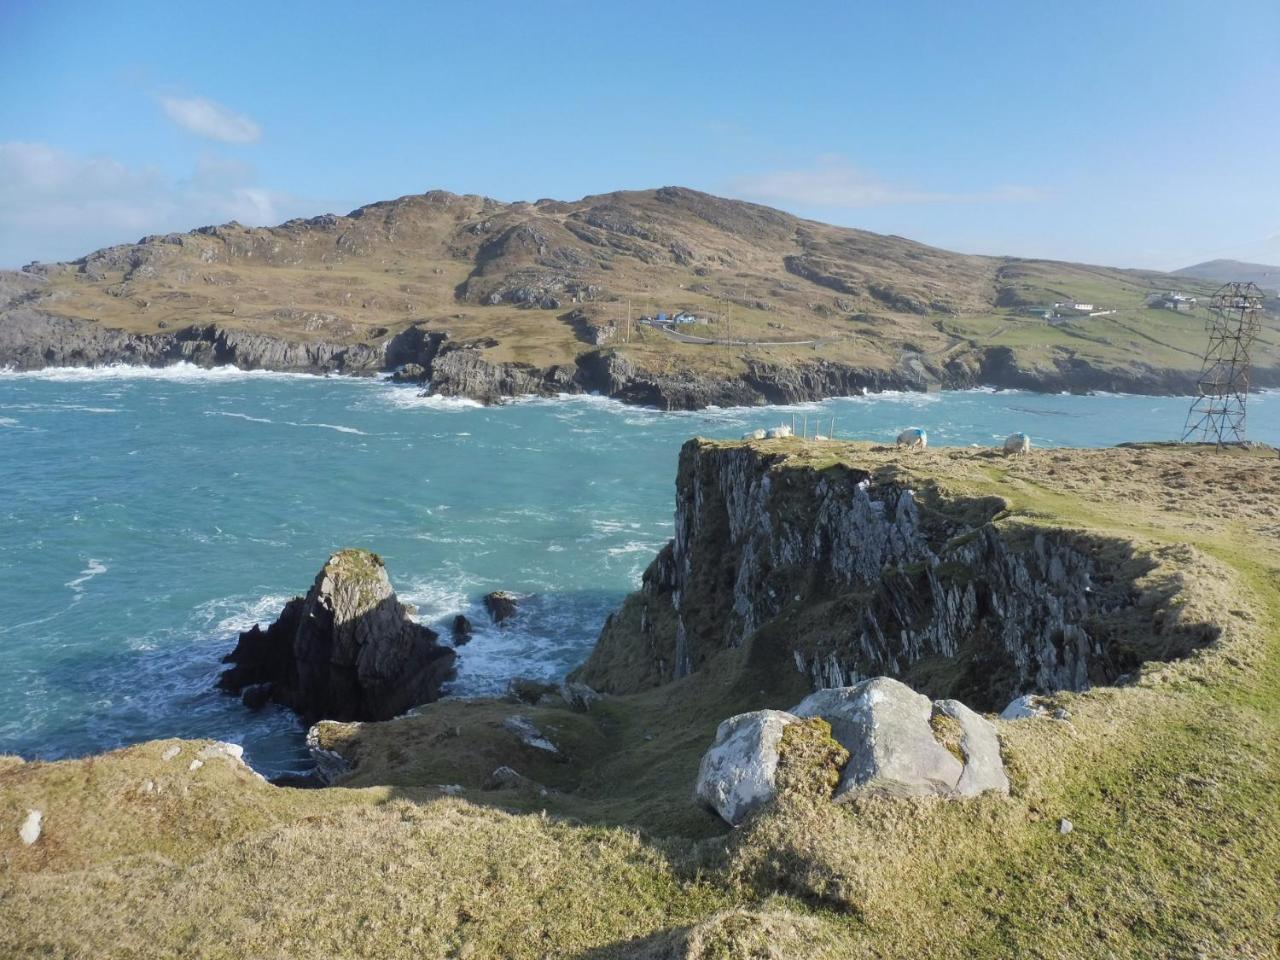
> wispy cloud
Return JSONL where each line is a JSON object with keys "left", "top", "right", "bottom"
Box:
{"left": 0, "top": 142, "right": 309, "bottom": 266}
{"left": 731, "top": 156, "right": 1042, "bottom": 209}
{"left": 160, "top": 96, "right": 262, "bottom": 143}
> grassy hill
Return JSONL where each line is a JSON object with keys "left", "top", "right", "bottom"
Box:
{"left": 5, "top": 188, "right": 1279, "bottom": 398}
{"left": 2, "top": 441, "right": 1278, "bottom": 958}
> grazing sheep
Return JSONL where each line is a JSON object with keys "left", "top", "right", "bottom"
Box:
{"left": 742, "top": 428, "right": 767, "bottom": 440}
{"left": 765, "top": 424, "right": 793, "bottom": 439}
{"left": 1003, "top": 432, "right": 1031, "bottom": 456}
{"left": 896, "top": 427, "right": 927, "bottom": 451}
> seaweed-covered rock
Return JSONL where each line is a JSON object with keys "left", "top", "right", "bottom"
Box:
{"left": 218, "top": 549, "right": 456, "bottom": 722}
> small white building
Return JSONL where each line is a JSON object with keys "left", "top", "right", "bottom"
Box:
{"left": 671, "top": 311, "right": 708, "bottom": 325}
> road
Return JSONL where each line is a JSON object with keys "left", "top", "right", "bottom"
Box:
{"left": 651, "top": 323, "right": 819, "bottom": 347}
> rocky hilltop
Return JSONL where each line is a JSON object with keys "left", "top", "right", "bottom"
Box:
{"left": 5, "top": 187, "right": 1277, "bottom": 406}
{"left": 2, "top": 442, "right": 1279, "bottom": 958}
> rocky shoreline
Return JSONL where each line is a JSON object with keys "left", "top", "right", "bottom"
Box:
{"left": 4, "top": 308, "right": 1275, "bottom": 410}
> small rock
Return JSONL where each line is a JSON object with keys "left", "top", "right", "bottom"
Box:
{"left": 502, "top": 715, "right": 559, "bottom": 754}
{"left": 438, "top": 784, "right": 464, "bottom": 796}
{"left": 999, "top": 694, "right": 1051, "bottom": 721}
{"left": 141, "top": 780, "right": 155, "bottom": 794}
{"left": 507, "top": 677, "right": 557, "bottom": 704}
{"left": 1060, "top": 818, "right": 1074, "bottom": 834}
{"left": 19, "top": 809, "right": 42, "bottom": 845}
{"left": 189, "top": 759, "right": 204, "bottom": 772}
{"left": 198, "top": 742, "right": 244, "bottom": 762}
{"left": 483, "top": 591, "right": 522, "bottom": 625}
{"left": 161, "top": 745, "right": 181, "bottom": 762}
{"left": 1052, "top": 707, "right": 1072, "bottom": 721}
{"left": 241, "top": 683, "right": 272, "bottom": 710}
{"left": 452, "top": 614, "right": 473, "bottom": 645}
{"left": 484, "top": 765, "right": 549, "bottom": 795}
{"left": 559, "top": 681, "right": 600, "bottom": 713}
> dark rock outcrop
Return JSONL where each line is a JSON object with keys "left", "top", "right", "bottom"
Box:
{"left": 452, "top": 614, "right": 474, "bottom": 645}
{"left": 219, "top": 549, "right": 456, "bottom": 722}
{"left": 484, "top": 591, "right": 521, "bottom": 625}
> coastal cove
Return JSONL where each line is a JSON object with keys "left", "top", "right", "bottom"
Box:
{"left": 2, "top": 366, "right": 1277, "bottom": 778}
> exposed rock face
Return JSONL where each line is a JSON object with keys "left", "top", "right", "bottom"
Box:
{"left": 694, "top": 710, "right": 797, "bottom": 826}
{"left": 3, "top": 302, "right": 1258, "bottom": 408}
{"left": 792, "top": 679, "right": 1008, "bottom": 800}
{"left": 579, "top": 440, "right": 1211, "bottom": 710}
{"left": 0, "top": 311, "right": 387, "bottom": 374}
{"left": 306, "top": 722, "right": 354, "bottom": 784}
{"left": 218, "top": 550, "right": 456, "bottom": 722}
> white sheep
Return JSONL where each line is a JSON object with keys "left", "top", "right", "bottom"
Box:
{"left": 742, "top": 428, "right": 767, "bottom": 440}
{"left": 1003, "top": 432, "right": 1031, "bottom": 456}
{"left": 896, "top": 427, "right": 927, "bottom": 451}
{"left": 765, "top": 424, "right": 793, "bottom": 439}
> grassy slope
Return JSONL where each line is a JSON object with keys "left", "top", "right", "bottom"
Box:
{"left": 2, "top": 444, "right": 1278, "bottom": 958}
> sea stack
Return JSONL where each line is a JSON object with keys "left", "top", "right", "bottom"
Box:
{"left": 218, "top": 549, "right": 456, "bottom": 722}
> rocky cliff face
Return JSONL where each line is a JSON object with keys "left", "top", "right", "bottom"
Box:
{"left": 577, "top": 440, "right": 1216, "bottom": 709}
{"left": 219, "top": 549, "right": 456, "bottom": 722}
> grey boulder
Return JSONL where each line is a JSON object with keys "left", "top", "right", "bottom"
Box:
{"left": 694, "top": 709, "right": 798, "bottom": 826}
{"left": 792, "top": 677, "right": 1007, "bottom": 801}
{"left": 1000, "top": 693, "right": 1050, "bottom": 720}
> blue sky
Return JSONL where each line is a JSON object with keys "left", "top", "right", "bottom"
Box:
{"left": 1, "top": 0, "right": 1277, "bottom": 270}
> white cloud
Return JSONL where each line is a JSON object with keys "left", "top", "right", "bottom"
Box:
{"left": 731, "top": 156, "right": 1042, "bottom": 209}
{"left": 159, "top": 96, "right": 262, "bottom": 144}
{"left": 0, "top": 142, "right": 310, "bottom": 267}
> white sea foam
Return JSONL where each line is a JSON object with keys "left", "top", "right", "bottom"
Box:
{"left": 299, "top": 422, "right": 366, "bottom": 435}
{"left": 372, "top": 384, "right": 483, "bottom": 411}
{"left": 606, "top": 540, "right": 664, "bottom": 557}
{"left": 0, "top": 362, "right": 332, "bottom": 383}
{"left": 0, "top": 417, "right": 18, "bottom": 427}
{"left": 207, "top": 410, "right": 368, "bottom": 435}
{"left": 65, "top": 559, "right": 107, "bottom": 598}
{"left": 212, "top": 411, "right": 276, "bottom": 425}
{"left": 197, "top": 594, "right": 294, "bottom": 635}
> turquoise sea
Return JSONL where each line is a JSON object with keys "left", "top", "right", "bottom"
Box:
{"left": 2, "top": 366, "right": 1275, "bottom": 777}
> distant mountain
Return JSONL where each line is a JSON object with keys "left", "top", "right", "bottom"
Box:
{"left": 1174, "top": 259, "right": 1280, "bottom": 292}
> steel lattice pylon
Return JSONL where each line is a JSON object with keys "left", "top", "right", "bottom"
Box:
{"left": 1181, "top": 281, "right": 1264, "bottom": 446}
